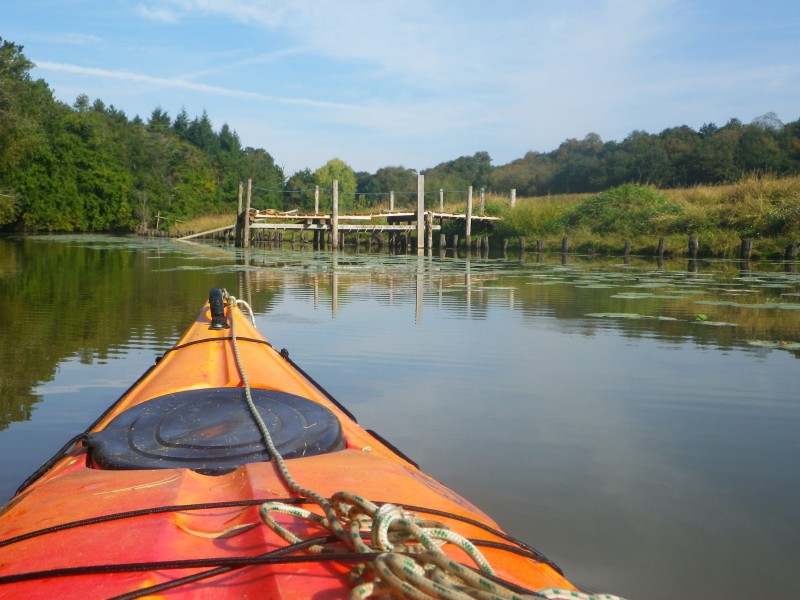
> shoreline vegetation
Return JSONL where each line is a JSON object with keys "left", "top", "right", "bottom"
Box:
{"left": 168, "top": 175, "right": 800, "bottom": 261}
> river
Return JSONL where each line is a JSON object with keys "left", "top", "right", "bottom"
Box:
{"left": 0, "top": 234, "right": 798, "bottom": 599}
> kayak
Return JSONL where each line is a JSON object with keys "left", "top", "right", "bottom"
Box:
{"left": 0, "top": 288, "right": 595, "bottom": 599}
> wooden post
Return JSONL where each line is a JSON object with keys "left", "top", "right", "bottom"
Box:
{"left": 452, "top": 234, "right": 459, "bottom": 249}
{"left": 314, "top": 186, "right": 320, "bottom": 214}
{"left": 426, "top": 211, "right": 433, "bottom": 249}
{"left": 466, "top": 186, "right": 473, "bottom": 248}
{"left": 784, "top": 241, "right": 797, "bottom": 260}
{"left": 155, "top": 212, "right": 161, "bottom": 231}
{"left": 689, "top": 235, "right": 699, "bottom": 259}
{"left": 623, "top": 239, "right": 631, "bottom": 257}
{"left": 656, "top": 237, "right": 665, "bottom": 258}
{"left": 740, "top": 238, "right": 752, "bottom": 260}
{"left": 510, "top": 188, "right": 516, "bottom": 209}
{"left": 439, "top": 233, "right": 446, "bottom": 249}
{"left": 479, "top": 188, "right": 485, "bottom": 215}
{"left": 389, "top": 191, "right": 395, "bottom": 211}
{"left": 243, "top": 179, "right": 252, "bottom": 249}
{"left": 561, "top": 235, "right": 569, "bottom": 254}
{"left": 439, "top": 189, "right": 444, "bottom": 212}
{"left": 237, "top": 182, "right": 243, "bottom": 213}
{"left": 482, "top": 236, "right": 489, "bottom": 251}
{"left": 331, "top": 180, "right": 339, "bottom": 250}
{"left": 416, "top": 174, "right": 425, "bottom": 250}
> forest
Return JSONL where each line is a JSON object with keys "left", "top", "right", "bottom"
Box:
{"left": 1, "top": 35, "right": 800, "bottom": 233}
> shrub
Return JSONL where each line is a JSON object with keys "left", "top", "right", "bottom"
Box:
{"left": 567, "top": 184, "right": 683, "bottom": 235}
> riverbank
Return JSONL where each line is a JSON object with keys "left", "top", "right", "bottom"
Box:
{"left": 168, "top": 175, "right": 800, "bottom": 260}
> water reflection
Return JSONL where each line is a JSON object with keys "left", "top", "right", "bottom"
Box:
{"left": 0, "top": 236, "right": 799, "bottom": 600}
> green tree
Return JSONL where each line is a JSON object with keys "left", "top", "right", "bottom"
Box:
{"left": 172, "top": 107, "right": 190, "bottom": 139}
{"left": 315, "top": 158, "right": 357, "bottom": 210}
{"left": 147, "top": 106, "right": 171, "bottom": 132}
{"left": 240, "top": 148, "right": 284, "bottom": 209}
{"left": 285, "top": 169, "right": 318, "bottom": 211}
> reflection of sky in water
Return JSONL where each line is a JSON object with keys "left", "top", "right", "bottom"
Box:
{"left": 2, "top": 237, "right": 799, "bottom": 600}
{"left": 264, "top": 271, "right": 800, "bottom": 600}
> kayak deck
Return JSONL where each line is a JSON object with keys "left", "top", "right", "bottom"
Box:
{"left": 0, "top": 289, "right": 577, "bottom": 599}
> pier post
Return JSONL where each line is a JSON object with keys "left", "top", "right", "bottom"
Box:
{"left": 416, "top": 174, "right": 425, "bottom": 250}
{"left": 331, "top": 180, "right": 339, "bottom": 251}
{"left": 242, "top": 179, "right": 252, "bottom": 248}
{"left": 689, "top": 235, "right": 699, "bottom": 259}
{"left": 466, "top": 186, "right": 473, "bottom": 248}
{"left": 426, "top": 211, "right": 433, "bottom": 249}
{"left": 390, "top": 191, "right": 395, "bottom": 211}
{"left": 479, "top": 188, "right": 485, "bottom": 215}
{"left": 785, "top": 241, "right": 798, "bottom": 260}
{"left": 238, "top": 181, "right": 243, "bottom": 213}
{"left": 740, "top": 238, "right": 752, "bottom": 260}
{"left": 439, "top": 189, "right": 444, "bottom": 212}
{"left": 314, "top": 186, "right": 320, "bottom": 214}
{"left": 656, "top": 237, "right": 666, "bottom": 258}
{"left": 510, "top": 188, "right": 516, "bottom": 208}
{"left": 624, "top": 239, "right": 631, "bottom": 257}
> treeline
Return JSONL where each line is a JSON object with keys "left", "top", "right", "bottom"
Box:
{"left": 488, "top": 117, "right": 800, "bottom": 196}
{"left": 0, "top": 37, "right": 283, "bottom": 232}
{"left": 2, "top": 34, "right": 800, "bottom": 232}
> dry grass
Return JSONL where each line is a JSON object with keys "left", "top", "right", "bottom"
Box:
{"left": 170, "top": 211, "right": 236, "bottom": 237}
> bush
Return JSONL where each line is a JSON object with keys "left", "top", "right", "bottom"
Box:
{"left": 567, "top": 184, "right": 683, "bottom": 235}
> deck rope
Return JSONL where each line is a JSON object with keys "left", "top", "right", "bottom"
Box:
{"left": 221, "top": 291, "right": 627, "bottom": 600}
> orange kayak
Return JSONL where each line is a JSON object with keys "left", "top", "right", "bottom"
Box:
{"left": 0, "top": 289, "right": 579, "bottom": 599}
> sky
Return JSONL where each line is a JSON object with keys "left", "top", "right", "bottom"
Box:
{"left": 5, "top": 0, "right": 800, "bottom": 176}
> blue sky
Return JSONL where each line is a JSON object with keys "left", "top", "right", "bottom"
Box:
{"left": 5, "top": 0, "right": 800, "bottom": 176}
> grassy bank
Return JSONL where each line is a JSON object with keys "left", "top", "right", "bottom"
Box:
{"left": 492, "top": 175, "right": 800, "bottom": 259}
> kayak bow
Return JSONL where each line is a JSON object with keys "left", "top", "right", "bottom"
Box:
{"left": 0, "top": 289, "right": 587, "bottom": 599}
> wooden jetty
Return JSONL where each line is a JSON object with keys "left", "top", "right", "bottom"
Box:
{"left": 179, "top": 175, "right": 501, "bottom": 250}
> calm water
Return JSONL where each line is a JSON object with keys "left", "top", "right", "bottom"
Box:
{"left": 1, "top": 235, "right": 798, "bottom": 599}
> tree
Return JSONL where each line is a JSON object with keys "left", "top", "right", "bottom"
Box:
{"left": 186, "top": 110, "right": 219, "bottom": 154}
{"left": 73, "top": 94, "right": 90, "bottom": 112}
{"left": 147, "top": 106, "right": 171, "bottom": 132}
{"left": 315, "top": 158, "right": 357, "bottom": 210}
{"left": 240, "top": 148, "right": 284, "bottom": 209}
{"left": 172, "top": 107, "right": 190, "bottom": 139}
{"left": 550, "top": 134, "right": 607, "bottom": 192}
{"left": 285, "top": 169, "right": 318, "bottom": 211}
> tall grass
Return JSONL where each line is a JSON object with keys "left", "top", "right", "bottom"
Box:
{"left": 504, "top": 175, "right": 800, "bottom": 258}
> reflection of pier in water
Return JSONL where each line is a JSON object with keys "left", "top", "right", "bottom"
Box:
{"left": 234, "top": 249, "right": 509, "bottom": 325}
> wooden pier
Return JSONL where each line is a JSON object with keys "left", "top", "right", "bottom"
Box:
{"left": 179, "top": 175, "right": 501, "bottom": 249}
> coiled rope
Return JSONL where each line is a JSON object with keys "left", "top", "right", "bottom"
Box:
{"left": 222, "top": 291, "right": 627, "bottom": 600}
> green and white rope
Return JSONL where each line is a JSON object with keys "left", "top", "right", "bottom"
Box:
{"left": 536, "top": 590, "right": 628, "bottom": 600}
{"left": 221, "top": 291, "right": 627, "bottom": 600}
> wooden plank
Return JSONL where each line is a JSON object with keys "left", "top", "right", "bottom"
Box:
{"left": 178, "top": 225, "right": 234, "bottom": 240}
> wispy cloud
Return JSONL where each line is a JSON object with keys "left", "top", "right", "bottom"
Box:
{"left": 33, "top": 60, "right": 356, "bottom": 110}
{"left": 135, "top": 5, "right": 181, "bottom": 23}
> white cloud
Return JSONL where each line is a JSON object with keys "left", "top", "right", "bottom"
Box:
{"left": 33, "top": 60, "right": 356, "bottom": 110}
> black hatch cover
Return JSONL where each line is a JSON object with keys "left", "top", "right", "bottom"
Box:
{"left": 86, "top": 387, "right": 345, "bottom": 474}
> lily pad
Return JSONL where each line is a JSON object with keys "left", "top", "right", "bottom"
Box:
{"left": 747, "top": 340, "right": 800, "bottom": 350}
{"left": 586, "top": 313, "right": 678, "bottom": 321}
